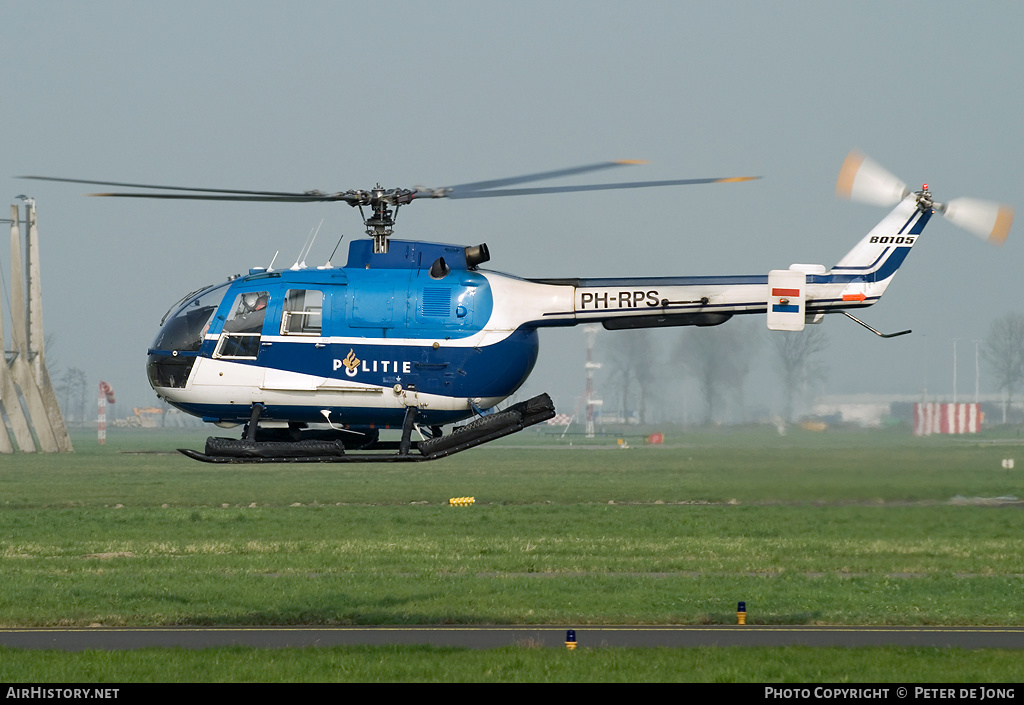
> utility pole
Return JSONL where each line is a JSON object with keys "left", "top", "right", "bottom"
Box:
{"left": 952, "top": 338, "right": 959, "bottom": 404}
{"left": 584, "top": 325, "right": 602, "bottom": 438}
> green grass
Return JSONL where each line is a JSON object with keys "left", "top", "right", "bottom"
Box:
{"left": 2, "top": 503, "right": 1024, "bottom": 626}
{"left": 7, "top": 425, "right": 1024, "bottom": 507}
{"left": 3, "top": 425, "right": 1024, "bottom": 679}
{"left": 3, "top": 645, "right": 1024, "bottom": 683}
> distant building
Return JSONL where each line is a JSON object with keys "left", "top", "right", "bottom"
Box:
{"left": 812, "top": 394, "right": 1017, "bottom": 428}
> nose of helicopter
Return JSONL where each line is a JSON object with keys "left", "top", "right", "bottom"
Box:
{"left": 147, "top": 283, "right": 229, "bottom": 391}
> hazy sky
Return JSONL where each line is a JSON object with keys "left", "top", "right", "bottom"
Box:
{"left": 1, "top": 1, "right": 1022, "bottom": 419}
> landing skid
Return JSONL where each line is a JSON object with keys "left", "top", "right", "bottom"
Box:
{"left": 178, "top": 393, "right": 555, "bottom": 463}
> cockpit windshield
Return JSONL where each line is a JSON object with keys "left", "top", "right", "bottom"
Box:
{"left": 152, "top": 282, "right": 230, "bottom": 353}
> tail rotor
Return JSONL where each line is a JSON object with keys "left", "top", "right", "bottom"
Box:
{"left": 836, "top": 150, "right": 909, "bottom": 207}
{"left": 938, "top": 197, "right": 1014, "bottom": 246}
{"left": 836, "top": 150, "right": 1013, "bottom": 246}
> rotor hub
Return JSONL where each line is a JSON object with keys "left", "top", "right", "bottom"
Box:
{"left": 915, "top": 185, "right": 934, "bottom": 212}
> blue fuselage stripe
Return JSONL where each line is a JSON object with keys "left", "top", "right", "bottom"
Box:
{"left": 209, "top": 327, "right": 540, "bottom": 400}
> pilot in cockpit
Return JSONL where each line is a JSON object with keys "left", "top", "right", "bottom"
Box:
{"left": 225, "top": 292, "right": 269, "bottom": 334}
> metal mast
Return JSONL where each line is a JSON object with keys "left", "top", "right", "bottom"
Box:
{"left": 584, "top": 325, "right": 602, "bottom": 438}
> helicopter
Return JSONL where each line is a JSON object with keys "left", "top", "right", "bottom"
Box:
{"left": 23, "top": 152, "right": 1012, "bottom": 462}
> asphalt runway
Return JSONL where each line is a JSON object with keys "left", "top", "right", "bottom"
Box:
{"left": 3, "top": 626, "right": 1024, "bottom": 650}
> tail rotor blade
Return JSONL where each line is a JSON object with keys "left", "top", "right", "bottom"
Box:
{"left": 942, "top": 197, "right": 1014, "bottom": 246}
{"left": 836, "top": 150, "right": 909, "bottom": 207}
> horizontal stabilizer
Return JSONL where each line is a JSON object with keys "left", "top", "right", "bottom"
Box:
{"left": 767, "top": 269, "right": 806, "bottom": 332}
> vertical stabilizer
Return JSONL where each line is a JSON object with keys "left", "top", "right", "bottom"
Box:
{"left": 830, "top": 194, "right": 930, "bottom": 296}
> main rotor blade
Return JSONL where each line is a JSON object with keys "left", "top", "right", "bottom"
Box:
{"left": 442, "top": 161, "right": 647, "bottom": 195}
{"left": 78, "top": 192, "right": 355, "bottom": 203}
{"left": 22, "top": 162, "right": 760, "bottom": 206}
{"left": 444, "top": 176, "right": 759, "bottom": 199}
{"left": 19, "top": 175, "right": 318, "bottom": 199}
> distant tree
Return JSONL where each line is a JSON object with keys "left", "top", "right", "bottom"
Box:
{"left": 771, "top": 327, "right": 829, "bottom": 423}
{"left": 602, "top": 329, "right": 660, "bottom": 424}
{"left": 678, "top": 321, "right": 758, "bottom": 425}
{"left": 55, "top": 367, "right": 88, "bottom": 427}
{"left": 981, "top": 313, "right": 1024, "bottom": 423}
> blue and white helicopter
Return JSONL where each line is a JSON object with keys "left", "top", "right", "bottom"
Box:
{"left": 25, "top": 152, "right": 1012, "bottom": 462}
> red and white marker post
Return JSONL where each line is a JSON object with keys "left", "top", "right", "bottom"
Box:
{"left": 97, "top": 381, "right": 115, "bottom": 444}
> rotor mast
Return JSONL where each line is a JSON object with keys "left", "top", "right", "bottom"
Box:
{"left": 361, "top": 186, "right": 396, "bottom": 254}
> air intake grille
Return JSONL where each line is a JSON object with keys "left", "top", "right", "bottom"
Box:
{"left": 420, "top": 287, "right": 452, "bottom": 317}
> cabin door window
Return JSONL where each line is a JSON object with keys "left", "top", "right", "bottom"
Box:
{"left": 280, "top": 290, "right": 324, "bottom": 335}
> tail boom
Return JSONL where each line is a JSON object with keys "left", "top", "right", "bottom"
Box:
{"left": 515, "top": 196, "right": 928, "bottom": 332}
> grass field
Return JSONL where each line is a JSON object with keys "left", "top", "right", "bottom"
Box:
{"left": 2, "top": 424, "right": 1024, "bottom": 680}
{"left": 2, "top": 644, "right": 1023, "bottom": 683}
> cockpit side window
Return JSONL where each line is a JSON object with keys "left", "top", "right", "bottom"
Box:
{"left": 215, "top": 291, "right": 269, "bottom": 359}
{"left": 280, "top": 289, "right": 323, "bottom": 336}
{"left": 152, "top": 282, "right": 229, "bottom": 353}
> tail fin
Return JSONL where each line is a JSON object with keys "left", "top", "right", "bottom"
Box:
{"left": 771, "top": 194, "right": 930, "bottom": 333}
{"left": 830, "top": 194, "right": 931, "bottom": 294}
